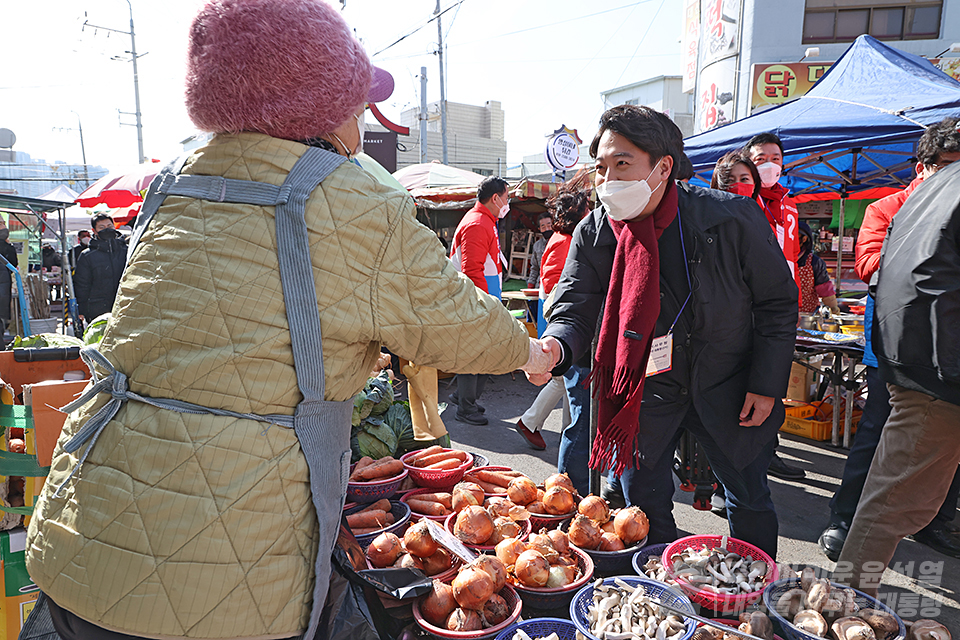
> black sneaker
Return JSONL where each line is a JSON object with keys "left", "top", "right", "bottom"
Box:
{"left": 449, "top": 393, "right": 484, "bottom": 413}
{"left": 455, "top": 410, "right": 488, "bottom": 426}
{"left": 768, "top": 454, "right": 806, "bottom": 480}
{"left": 819, "top": 522, "right": 849, "bottom": 562}
{"left": 601, "top": 483, "right": 627, "bottom": 509}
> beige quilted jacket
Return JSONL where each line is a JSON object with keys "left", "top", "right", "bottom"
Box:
{"left": 25, "top": 133, "right": 529, "bottom": 639}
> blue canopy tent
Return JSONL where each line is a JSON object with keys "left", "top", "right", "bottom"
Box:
{"left": 683, "top": 35, "right": 960, "bottom": 291}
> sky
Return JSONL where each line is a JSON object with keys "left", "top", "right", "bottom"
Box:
{"left": 2, "top": 0, "right": 682, "bottom": 174}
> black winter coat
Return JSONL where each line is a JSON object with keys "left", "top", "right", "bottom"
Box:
{"left": 874, "top": 161, "right": 960, "bottom": 407}
{"left": 543, "top": 182, "right": 799, "bottom": 469}
{"left": 0, "top": 241, "right": 16, "bottom": 285}
{"left": 74, "top": 236, "right": 127, "bottom": 319}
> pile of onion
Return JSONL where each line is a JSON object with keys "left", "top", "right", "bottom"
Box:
{"left": 368, "top": 523, "right": 453, "bottom": 577}
{"left": 566, "top": 496, "right": 650, "bottom": 551}
{"left": 421, "top": 555, "right": 513, "bottom": 631}
{"left": 493, "top": 530, "right": 583, "bottom": 590}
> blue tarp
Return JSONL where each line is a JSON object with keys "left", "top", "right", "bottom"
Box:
{"left": 683, "top": 35, "right": 960, "bottom": 198}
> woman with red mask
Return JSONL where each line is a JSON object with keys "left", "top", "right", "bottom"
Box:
{"left": 711, "top": 151, "right": 761, "bottom": 201}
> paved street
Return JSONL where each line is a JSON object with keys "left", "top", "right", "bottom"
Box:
{"left": 436, "top": 372, "right": 960, "bottom": 630}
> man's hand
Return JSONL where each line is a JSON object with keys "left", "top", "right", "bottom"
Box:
{"left": 521, "top": 336, "right": 562, "bottom": 385}
{"left": 739, "top": 392, "right": 775, "bottom": 427}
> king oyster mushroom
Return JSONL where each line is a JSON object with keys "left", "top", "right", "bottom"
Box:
{"left": 794, "top": 610, "right": 829, "bottom": 638}
{"left": 857, "top": 609, "right": 899, "bottom": 637}
{"left": 831, "top": 616, "right": 877, "bottom": 640}
{"left": 738, "top": 611, "right": 774, "bottom": 640}
{"left": 777, "top": 588, "right": 807, "bottom": 619}
{"left": 801, "top": 566, "right": 818, "bottom": 592}
{"left": 804, "top": 579, "right": 832, "bottom": 612}
{"left": 907, "top": 620, "right": 951, "bottom": 640}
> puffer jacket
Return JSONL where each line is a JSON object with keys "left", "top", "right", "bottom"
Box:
{"left": 450, "top": 202, "right": 502, "bottom": 295}
{"left": 26, "top": 132, "right": 529, "bottom": 640}
{"left": 543, "top": 182, "right": 798, "bottom": 469}
{"left": 855, "top": 176, "right": 922, "bottom": 283}
{"left": 874, "top": 162, "right": 960, "bottom": 407}
{"left": 73, "top": 235, "right": 127, "bottom": 319}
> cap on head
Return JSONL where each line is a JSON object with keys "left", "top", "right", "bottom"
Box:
{"left": 185, "top": 0, "right": 382, "bottom": 141}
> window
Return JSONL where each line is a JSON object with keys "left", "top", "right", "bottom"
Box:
{"left": 802, "top": 1, "right": 941, "bottom": 43}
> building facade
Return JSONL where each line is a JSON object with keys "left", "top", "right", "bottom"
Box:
{"left": 600, "top": 75, "right": 696, "bottom": 138}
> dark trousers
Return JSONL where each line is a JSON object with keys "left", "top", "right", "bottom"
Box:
{"left": 456, "top": 374, "right": 486, "bottom": 415}
{"left": 0, "top": 284, "right": 11, "bottom": 334}
{"left": 829, "top": 367, "right": 960, "bottom": 530}
{"left": 619, "top": 406, "right": 779, "bottom": 559}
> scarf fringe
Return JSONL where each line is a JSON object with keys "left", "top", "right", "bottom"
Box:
{"left": 586, "top": 383, "right": 644, "bottom": 475}
{"left": 585, "top": 363, "right": 644, "bottom": 399}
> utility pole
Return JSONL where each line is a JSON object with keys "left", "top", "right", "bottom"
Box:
{"left": 435, "top": 0, "right": 448, "bottom": 165}
{"left": 72, "top": 111, "right": 90, "bottom": 188}
{"left": 420, "top": 67, "right": 428, "bottom": 164}
{"left": 83, "top": 1, "right": 145, "bottom": 163}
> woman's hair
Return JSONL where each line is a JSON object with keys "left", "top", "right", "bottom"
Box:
{"left": 548, "top": 174, "right": 591, "bottom": 235}
{"left": 711, "top": 151, "right": 761, "bottom": 199}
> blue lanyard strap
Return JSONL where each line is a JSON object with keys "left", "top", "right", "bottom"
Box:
{"left": 668, "top": 207, "right": 693, "bottom": 335}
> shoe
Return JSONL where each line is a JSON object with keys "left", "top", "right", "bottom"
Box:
{"left": 455, "top": 410, "right": 488, "bottom": 426}
{"left": 710, "top": 493, "right": 727, "bottom": 516}
{"left": 601, "top": 483, "right": 627, "bottom": 510}
{"left": 514, "top": 419, "right": 546, "bottom": 450}
{"left": 910, "top": 522, "right": 960, "bottom": 559}
{"left": 819, "top": 522, "right": 849, "bottom": 562}
{"left": 768, "top": 454, "right": 806, "bottom": 480}
{"left": 449, "top": 393, "right": 484, "bottom": 413}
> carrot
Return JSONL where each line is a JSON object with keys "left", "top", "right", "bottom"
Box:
{"left": 356, "top": 457, "right": 404, "bottom": 481}
{"left": 350, "top": 456, "right": 375, "bottom": 481}
{"left": 474, "top": 469, "right": 522, "bottom": 487}
{"left": 411, "top": 492, "right": 453, "bottom": 509}
{"left": 414, "top": 451, "right": 463, "bottom": 468}
{"left": 406, "top": 499, "right": 449, "bottom": 516}
{"left": 358, "top": 499, "right": 392, "bottom": 514}
{"left": 405, "top": 445, "right": 444, "bottom": 464}
{"left": 426, "top": 458, "right": 463, "bottom": 470}
{"left": 470, "top": 479, "right": 507, "bottom": 494}
{"left": 346, "top": 509, "right": 390, "bottom": 529}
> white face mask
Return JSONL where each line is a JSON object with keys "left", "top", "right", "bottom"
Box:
{"left": 597, "top": 159, "right": 664, "bottom": 222}
{"left": 496, "top": 193, "right": 510, "bottom": 219}
{"left": 331, "top": 112, "right": 364, "bottom": 159}
{"left": 756, "top": 162, "right": 782, "bottom": 188}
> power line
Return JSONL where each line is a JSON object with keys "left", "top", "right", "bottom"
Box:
{"left": 372, "top": 0, "right": 466, "bottom": 58}
{"left": 612, "top": 0, "right": 666, "bottom": 89}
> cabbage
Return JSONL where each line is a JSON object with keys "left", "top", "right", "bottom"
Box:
{"left": 83, "top": 313, "right": 111, "bottom": 345}
{"left": 350, "top": 371, "right": 394, "bottom": 426}
{"left": 355, "top": 421, "right": 398, "bottom": 461}
{"left": 385, "top": 402, "right": 415, "bottom": 452}
{"left": 10, "top": 333, "right": 84, "bottom": 349}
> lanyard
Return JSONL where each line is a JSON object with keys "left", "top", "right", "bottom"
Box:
{"left": 668, "top": 207, "right": 693, "bottom": 335}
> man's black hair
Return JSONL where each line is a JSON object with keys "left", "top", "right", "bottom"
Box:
{"left": 743, "top": 132, "right": 784, "bottom": 157}
{"left": 589, "top": 105, "right": 684, "bottom": 182}
{"left": 477, "top": 176, "right": 509, "bottom": 203}
{"left": 90, "top": 213, "right": 113, "bottom": 230}
{"left": 537, "top": 211, "right": 553, "bottom": 222}
{"left": 676, "top": 153, "right": 695, "bottom": 181}
{"left": 917, "top": 117, "right": 960, "bottom": 167}
{"left": 77, "top": 230, "right": 91, "bottom": 238}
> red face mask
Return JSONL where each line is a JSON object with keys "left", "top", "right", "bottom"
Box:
{"left": 727, "top": 182, "right": 755, "bottom": 198}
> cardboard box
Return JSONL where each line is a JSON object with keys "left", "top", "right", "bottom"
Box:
{"left": 0, "top": 528, "right": 40, "bottom": 640}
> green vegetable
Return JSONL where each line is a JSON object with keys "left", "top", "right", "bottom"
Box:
{"left": 10, "top": 333, "right": 84, "bottom": 349}
{"left": 83, "top": 313, "right": 111, "bottom": 345}
{"left": 385, "top": 402, "right": 415, "bottom": 451}
{"left": 355, "top": 421, "right": 398, "bottom": 461}
{"left": 350, "top": 371, "right": 394, "bottom": 426}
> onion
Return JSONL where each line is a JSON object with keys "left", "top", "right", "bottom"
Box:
{"left": 482, "top": 593, "right": 510, "bottom": 626}
{"left": 446, "top": 608, "right": 483, "bottom": 632}
{"left": 367, "top": 532, "right": 403, "bottom": 568}
{"left": 578, "top": 495, "right": 610, "bottom": 523}
{"left": 495, "top": 537, "right": 527, "bottom": 567}
{"left": 494, "top": 517, "right": 521, "bottom": 540}
{"left": 394, "top": 553, "right": 424, "bottom": 570}
{"left": 487, "top": 499, "right": 530, "bottom": 522}
{"left": 613, "top": 506, "right": 650, "bottom": 545}
{"left": 526, "top": 533, "right": 559, "bottom": 563}
{"left": 421, "top": 579, "right": 457, "bottom": 627}
{"left": 598, "top": 532, "right": 626, "bottom": 551}
{"left": 452, "top": 482, "right": 484, "bottom": 513}
{"left": 544, "top": 472, "right": 576, "bottom": 493}
{"left": 546, "top": 529, "right": 570, "bottom": 555}
{"left": 600, "top": 519, "right": 617, "bottom": 534}
{"left": 542, "top": 486, "right": 576, "bottom": 515}
{"left": 515, "top": 549, "right": 550, "bottom": 587}
{"left": 404, "top": 520, "right": 439, "bottom": 558}
{"left": 546, "top": 565, "right": 571, "bottom": 588}
{"left": 506, "top": 476, "right": 538, "bottom": 506}
{"left": 452, "top": 565, "right": 495, "bottom": 610}
{"left": 454, "top": 505, "right": 495, "bottom": 545}
{"left": 526, "top": 501, "right": 548, "bottom": 514}
{"left": 567, "top": 514, "right": 602, "bottom": 550}
{"left": 421, "top": 547, "right": 454, "bottom": 576}
{"left": 471, "top": 555, "right": 507, "bottom": 592}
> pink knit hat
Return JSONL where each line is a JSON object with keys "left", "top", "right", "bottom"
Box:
{"left": 185, "top": 0, "right": 387, "bottom": 141}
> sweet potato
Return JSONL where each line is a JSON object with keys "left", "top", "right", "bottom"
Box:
{"left": 355, "top": 457, "right": 403, "bottom": 481}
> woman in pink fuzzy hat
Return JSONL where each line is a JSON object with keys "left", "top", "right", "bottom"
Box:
{"left": 23, "top": 2, "right": 554, "bottom": 640}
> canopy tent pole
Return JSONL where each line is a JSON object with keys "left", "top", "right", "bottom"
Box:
{"left": 835, "top": 191, "right": 846, "bottom": 298}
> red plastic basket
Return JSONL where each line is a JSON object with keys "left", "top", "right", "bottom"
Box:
{"left": 662, "top": 535, "right": 778, "bottom": 614}
{"left": 702, "top": 619, "right": 785, "bottom": 640}
{"left": 512, "top": 545, "right": 594, "bottom": 610}
{"left": 412, "top": 584, "right": 522, "bottom": 640}
{"left": 401, "top": 449, "right": 474, "bottom": 489}
{"left": 444, "top": 513, "right": 531, "bottom": 552}
{"left": 401, "top": 487, "right": 453, "bottom": 522}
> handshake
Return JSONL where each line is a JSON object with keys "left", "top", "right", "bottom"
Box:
{"left": 519, "top": 336, "right": 562, "bottom": 386}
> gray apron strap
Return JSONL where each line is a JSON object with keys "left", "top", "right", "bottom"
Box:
{"left": 271, "top": 147, "right": 352, "bottom": 640}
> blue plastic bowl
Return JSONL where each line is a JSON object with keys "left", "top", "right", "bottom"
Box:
{"left": 569, "top": 576, "right": 697, "bottom": 640}
{"left": 631, "top": 542, "right": 671, "bottom": 576}
{"left": 494, "top": 618, "right": 579, "bottom": 640}
{"left": 344, "top": 500, "right": 411, "bottom": 550}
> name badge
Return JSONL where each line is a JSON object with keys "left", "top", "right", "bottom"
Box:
{"left": 645, "top": 334, "right": 673, "bottom": 377}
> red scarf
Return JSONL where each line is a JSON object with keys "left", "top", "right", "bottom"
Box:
{"left": 758, "top": 184, "right": 787, "bottom": 226}
{"left": 588, "top": 182, "right": 679, "bottom": 475}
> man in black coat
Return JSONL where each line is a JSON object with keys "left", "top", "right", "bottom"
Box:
{"left": 74, "top": 214, "right": 127, "bottom": 321}
{"left": 836, "top": 161, "right": 960, "bottom": 596}
{"left": 536, "top": 106, "right": 798, "bottom": 558}
{"left": 0, "top": 222, "right": 18, "bottom": 335}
